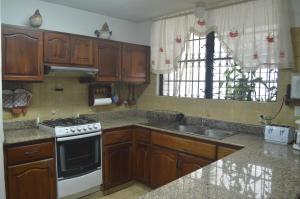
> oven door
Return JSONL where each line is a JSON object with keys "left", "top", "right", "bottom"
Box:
{"left": 56, "top": 132, "right": 101, "bottom": 180}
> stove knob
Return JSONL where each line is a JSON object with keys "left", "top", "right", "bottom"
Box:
{"left": 83, "top": 126, "right": 87, "bottom": 131}
{"left": 70, "top": 127, "right": 75, "bottom": 132}
{"left": 77, "top": 127, "right": 82, "bottom": 131}
{"left": 93, "top": 124, "right": 98, "bottom": 129}
{"left": 88, "top": 125, "right": 93, "bottom": 130}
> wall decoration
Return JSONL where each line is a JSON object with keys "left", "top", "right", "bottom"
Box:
{"left": 94, "top": 22, "right": 112, "bottom": 39}
{"left": 29, "top": 9, "right": 43, "bottom": 28}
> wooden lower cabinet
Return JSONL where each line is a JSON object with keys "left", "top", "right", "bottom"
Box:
{"left": 133, "top": 142, "right": 150, "bottom": 184}
{"left": 150, "top": 147, "right": 177, "bottom": 188}
{"left": 7, "top": 159, "right": 56, "bottom": 199}
{"left": 103, "top": 126, "right": 242, "bottom": 190}
{"left": 103, "top": 142, "right": 133, "bottom": 189}
{"left": 177, "top": 153, "right": 211, "bottom": 177}
{"left": 217, "top": 146, "right": 240, "bottom": 159}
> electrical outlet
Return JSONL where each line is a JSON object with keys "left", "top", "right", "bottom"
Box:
{"left": 295, "top": 106, "right": 300, "bottom": 117}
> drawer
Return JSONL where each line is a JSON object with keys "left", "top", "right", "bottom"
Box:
{"left": 6, "top": 142, "right": 54, "bottom": 165}
{"left": 217, "top": 146, "right": 239, "bottom": 159}
{"left": 134, "top": 127, "right": 150, "bottom": 143}
{"left": 151, "top": 132, "right": 216, "bottom": 160}
{"left": 103, "top": 128, "right": 132, "bottom": 146}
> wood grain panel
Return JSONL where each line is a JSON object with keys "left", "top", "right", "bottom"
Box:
{"left": 6, "top": 142, "right": 54, "bottom": 166}
{"left": 151, "top": 132, "right": 216, "bottom": 160}
{"left": 134, "top": 127, "right": 151, "bottom": 143}
{"left": 103, "top": 128, "right": 132, "bottom": 146}
{"left": 217, "top": 146, "right": 238, "bottom": 159}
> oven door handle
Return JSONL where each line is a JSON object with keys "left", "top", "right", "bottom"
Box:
{"left": 57, "top": 132, "right": 101, "bottom": 142}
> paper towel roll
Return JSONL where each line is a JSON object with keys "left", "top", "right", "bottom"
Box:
{"left": 93, "top": 98, "right": 112, "bottom": 106}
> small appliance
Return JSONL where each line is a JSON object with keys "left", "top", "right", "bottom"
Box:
{"left": 264, "top": 125, "right": 294, "bottom": 144}
{"left": 293, "top": 120, "right": 300, "bottom": 150}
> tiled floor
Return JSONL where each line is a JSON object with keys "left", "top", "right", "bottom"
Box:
{"left": 81, "top": 183, "right": 152, "bottom": 199}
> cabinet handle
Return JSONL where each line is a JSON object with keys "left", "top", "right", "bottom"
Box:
{"left": 24, "top": 150, "right": 39, "bottom": 157}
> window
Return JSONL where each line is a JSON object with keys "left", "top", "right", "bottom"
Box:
{"left": 159, "top": 32, "right": 278, "bottom": 102}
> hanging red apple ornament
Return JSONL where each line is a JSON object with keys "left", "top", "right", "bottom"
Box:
{"left": 266, "top": 34, "right": 274, "bottom": 43}
{"left": 176, "top": 36, "right": 182, "bottom": 43}
{"left": 229, "top": 30, "right": 239, "bottom": 38}
{"left": 253, "top": 53, "right": 258, "bottom": 59}
{"left": 165, "top": 59, "right": 171, "bottom": 64}
{"left": 279, "top": 51, "right": 285, "bottom": 59}
{"left": 159, "top": 47, "right": 164, "bottom": 52}
{"left": 197, "top": 19, "right": 206, "bottom": 26}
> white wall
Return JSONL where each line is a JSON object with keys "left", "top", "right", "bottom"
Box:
{"left": 0, "top": 0, "right": 6, "bottom": 197}
{"left": 291, "top": 0, "right": 300, "bottom": 27}
{"left": 1, "top": 0, "right": 151, "bottom": 45}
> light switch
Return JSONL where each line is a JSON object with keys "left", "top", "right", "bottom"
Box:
{"left": 295, "top": 106, "right": 300, "bottom": 116}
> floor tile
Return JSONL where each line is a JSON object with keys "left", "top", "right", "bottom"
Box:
{"left": 82, "top": 183, "right": 151, "bottom": 199}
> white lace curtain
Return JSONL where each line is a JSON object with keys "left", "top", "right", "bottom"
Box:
{"left": 150, "top": 0, "right": 294, "bottom": 74}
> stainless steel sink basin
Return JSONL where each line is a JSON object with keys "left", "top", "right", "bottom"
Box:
{"left": 201, "top": 129, "right": 235, "bottom": 139}
{"left": 143, "top": 122, "right": 236, "bottom": 140}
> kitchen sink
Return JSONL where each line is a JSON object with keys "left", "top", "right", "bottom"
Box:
{"left": 143, "top": 122, "right": 236, "bottom": 140}
{"left": 195, "top": 129, "right": 235, "bottom": 140}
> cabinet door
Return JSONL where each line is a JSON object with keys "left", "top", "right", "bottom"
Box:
{"left": 103, "top": 143, "right": 132, "bottom": 189}
{"left": 177, "top": 153, "right": 211, "bottom": 177}
{"left": 44, "top": 32, "right": 70, "bottom": 64}
{"left": 70, "top": 36, "right": 93, "bottom": 66}
{"left": 94, "top": 40, "right": 121, "bottom": 82}
{"left": 133, "top": 142, "right": 150, "bottom": 184}
{"left": 217, "top": 146, "right": 238, "bottom": 159}
{"left": 7, "top": 159, "right": 56, "bottom": 199}
{"left": 122, "top": 44, "right": 149, "bottom": 83}
{"left": 150, "top": 147, "right": 177, "bottom": 188}
{"left": 2, "top": 26, "right": 43, "bottom": 81}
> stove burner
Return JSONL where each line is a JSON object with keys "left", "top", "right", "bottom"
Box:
{"left": 41, "top": 118, "right": 97, "bottom": 127}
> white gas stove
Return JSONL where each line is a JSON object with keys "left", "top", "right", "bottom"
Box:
{"left": 39, "top": 117, "right": 101, "bottom": 137}
{"left": 39, "top": 117, "right": 102, "bottom": 199}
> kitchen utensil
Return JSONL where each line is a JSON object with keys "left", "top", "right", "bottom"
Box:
{"left": 293, "top": 120, "right": 300, "bottom": 150}
{"left": 116, "top": 86, "right": 123, "bottom": 106}
{"left": 131, "top": 85, "right": 136, "bottom": 105}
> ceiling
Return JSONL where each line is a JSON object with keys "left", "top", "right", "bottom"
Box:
{"left": 41, "top": 0, "right": 252, "bottom": 22}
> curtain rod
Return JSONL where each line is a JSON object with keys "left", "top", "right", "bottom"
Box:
{"left": 153, "top": 0, "right": 256, "bottom": 21}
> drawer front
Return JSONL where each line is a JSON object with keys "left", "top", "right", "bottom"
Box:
{"left": 217, "top": 146, "right": 237, "bottom": 159}
{"left": 134, "top": 128, "right": 150, "bottom": 143}
{"left": 151, "top": 132, "right": 216, "bottom": 160}
{"left": 103, "top": 128, "right": 132, "bottom": 146}
{"left": 7, "top": 142, "right": 54, "bottom": 165}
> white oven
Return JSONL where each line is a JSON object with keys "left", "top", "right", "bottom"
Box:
{"left": 56, "top": 132, "right": 102, "bottom": 198}
{"left": 39, "top": 118, "right": 102, "bottom": 199}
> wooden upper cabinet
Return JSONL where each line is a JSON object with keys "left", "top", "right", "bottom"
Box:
{"left": 7, "top": 159, "right": 56, "bottom": 199}
{"left": 44, "top": 32, "right": 70, "bottom": 64}
{"left": 122, "top": 43, "right": 149, "bottom": 83}
{"left": 150, "top": 146, "right": 177, "bottom": 188}
{"left": 2, "top": 26, "right": 43, "bottom": 81}
{"left": 94, "top": 40, "right": 121, "bottom": 82}
{"left": 70, "top": 36, "right": 93, "bottom": 66}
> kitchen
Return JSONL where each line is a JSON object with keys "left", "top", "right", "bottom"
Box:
{"left": 0, "top": 0, "right": 300, "bottom": 199}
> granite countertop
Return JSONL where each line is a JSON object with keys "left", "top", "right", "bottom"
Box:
{"left": 84, "top": 113, "right": 300, "bottom": 198}
{"left": 4, "top": 128, "right": 54, "bottom": 144}
{"left": 3, "top": 111, "right": 300, "bottom": 198}
{"left": 139, "top": 133, "right": 300, "bottom": 199}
